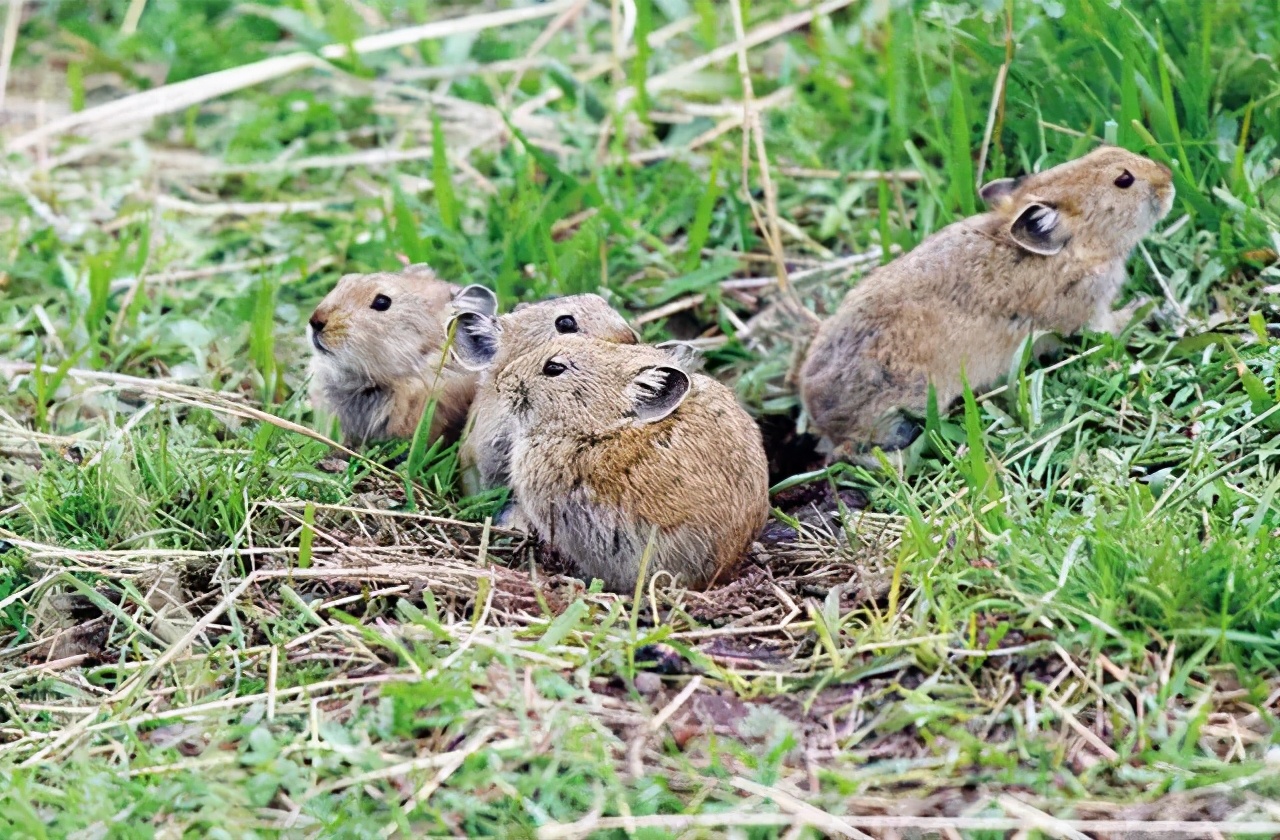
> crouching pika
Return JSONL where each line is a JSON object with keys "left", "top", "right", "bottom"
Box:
{"left": 494, "top": 335, "right": 770, "bottom": 592}
{"left": 799, "top": 145, "right": 1176, "bottom": 456}
{"left": 448, "top": 287, "right": 640, "bottom": 498}
{"left": 307, "top": 265, "right": 482, "bottom": 445}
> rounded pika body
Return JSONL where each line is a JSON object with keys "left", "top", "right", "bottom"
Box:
{"left": 448, "top": 287, "right": 639, "bottom": 497}
{"left": 494, "top": 335, "right": 771, "bottom": 593}
{"left": 307, "top": 265, "right": 487, "bottom": 445}
{"left": 799, "top": 145, "right": 1175, "bottom": 455}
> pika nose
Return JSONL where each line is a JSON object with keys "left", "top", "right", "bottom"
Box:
{"left": 309, "top": 314, "right": 326, "bottom": 333}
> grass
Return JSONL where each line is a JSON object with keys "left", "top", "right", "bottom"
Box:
{"left": 1, "top": 0, "right": 1279, "bottom": 836}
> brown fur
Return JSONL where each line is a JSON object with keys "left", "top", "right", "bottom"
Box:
{"left": 307, "top": 266, "right": 479, "bottom": 445}
{"left": 799, "top": 145, "right": 1175, "bottom": 455}
{"left": 451, "top": 292, "right": 638, "bottom": 497}
{"left": 494, "top": 336, "right": 770, "bottom": 592}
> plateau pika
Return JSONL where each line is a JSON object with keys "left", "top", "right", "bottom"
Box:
{"left": 799, "top": 145, "right": 1175, "bottom": 455}
{"left": 494, "top": 335, "right": 770, "bottom": 592}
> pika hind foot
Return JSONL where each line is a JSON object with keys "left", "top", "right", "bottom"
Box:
{"left": 495, "top": 500, "right": 532, "bottom": 533}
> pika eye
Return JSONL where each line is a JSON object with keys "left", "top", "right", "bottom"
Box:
{"left": 1114, "top": 169, "right": 1135, "bottom": 189}
{"left": 542, "top": 360, "right": 567, "bottom": 377}
{"left": 371, "top": 294, "right": 392, "bottom": 311}
{"left": 554, "top": 314, "right": 578, "bottom": 334}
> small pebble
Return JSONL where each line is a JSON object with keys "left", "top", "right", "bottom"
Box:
{"left": 634, "top": 672, "right": 663, "bottom": 695}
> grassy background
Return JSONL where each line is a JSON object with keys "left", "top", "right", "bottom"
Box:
{"left": 2, "top": 0, "right": 1279, "bottom": 836}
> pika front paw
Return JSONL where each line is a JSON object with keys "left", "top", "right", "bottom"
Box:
{"left": 883, "top": 416, "right": 924, "bottom": 452}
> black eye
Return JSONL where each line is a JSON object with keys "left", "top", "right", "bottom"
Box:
{"left": 542, "top": 360, "right": 567, "bottom": 377}
{"left": 554, "top": 314, "right": 578, "bottom": 334}
{"left": 1114, "top": 169, "right": 1135, "bottom": 188}
{"left": 371, "top": 294, "right": 392, "bottom": 311}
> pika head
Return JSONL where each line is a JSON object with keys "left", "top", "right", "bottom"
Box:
{"left": 494, "top": 336, "right": 687, "bottom": 435}
{"left": 307, "top": 266, "right": 488, "bottom": 445}
{"left": 493, "top": 335, "right": 770, "bottom": 592}
{"left": 308, "top": 266, "right": 468, "bottom": 382}
{"left": 448, "top": 286, "right": 638, "bottom": 372}
{"left": 978, "top": 145, "right": 1175, "bottom": 259}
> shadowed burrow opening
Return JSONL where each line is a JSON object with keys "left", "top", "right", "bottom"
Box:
{"left": 755, "top": 409, "right": 826, "bottom": 486}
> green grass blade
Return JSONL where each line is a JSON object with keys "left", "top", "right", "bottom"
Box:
{"left": 682, "top": 150, "right": 722, "bottom": 272}
{"left": 431, "top": 112, "right": 459, "bottom": 232}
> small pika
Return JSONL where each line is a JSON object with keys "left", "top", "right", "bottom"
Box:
{"left": 307, "top": 265, "right": 489, "bottom": 445}
{"left": 493, "top": 335, "right": 770, "bottom": 593}
{"left": 799, "top": 145, "right": 1176, "bottom": 456}
{"left": 448, "top": 287, "right": 639, "bottom": 498}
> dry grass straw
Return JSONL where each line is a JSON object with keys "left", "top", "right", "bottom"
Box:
{"left": 106, "top": 253, "right": 336, "bottom": 295}
{"left": 0, "top": 0, "right": 22, "bottom": 111}
{"left": 729, "top": 0, "right": 789, "bottom": 293}
{"left": 973, "top": 4, "right": 1014, "bottom": 189}
{"left": 627, "top": 85, "right": 795, "bottom": 165}
{"left": 615, "top": 0, "right": 857, "bottom": 107}
{"left": 6, "top": 1, "right": 577, "bottom": 152}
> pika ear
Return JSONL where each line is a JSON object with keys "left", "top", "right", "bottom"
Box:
{"left": 1009, "top": 202, "right": 1070, "bottom": 256}
{"left": 978, "top": 177, "right": 1019, "bottom": 208}
{"left": 627, "top": 366, "right": 690, "bottom": 423}
{"left": 448, "top": 311, "right": 502, "bottom": 370}
{"left": 452, "top": 284, "right": 499, "bottom": 317}
{"left": 654, "top": 340, "right": 703, "bottom": 371}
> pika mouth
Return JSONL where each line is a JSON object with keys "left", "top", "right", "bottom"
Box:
{"left": 310, "top": 331, "right": 331, "bottom": 355}
{"left": 1154, "top": 184, "right": 1176, "bottom": 217}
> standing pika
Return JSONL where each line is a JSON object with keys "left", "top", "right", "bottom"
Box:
{"left": 307, "top": 265, "right": 491, "bottom": 445}
{"left": 799, "top": 145, "right": 1175, "bottom": 455}
{"left": 494, "top": 335, "right": 770, "bottom": 592}
{"left": 448, "top": 288, "right": 639, "bottom": 496}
